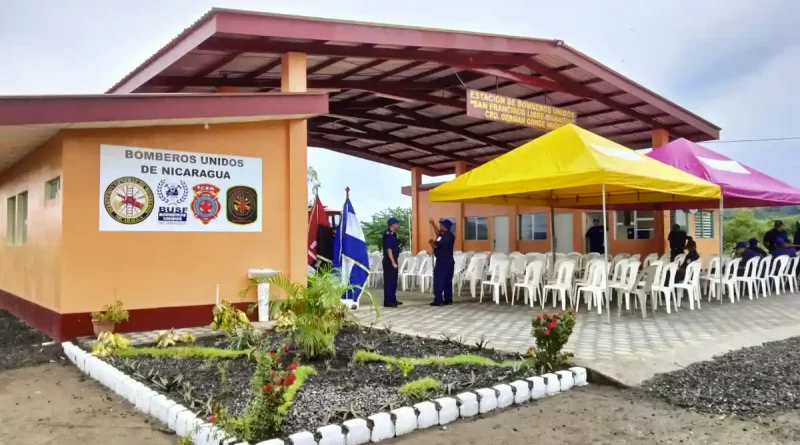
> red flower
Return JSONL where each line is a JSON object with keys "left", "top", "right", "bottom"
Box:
{"left": 262, "top": 383, "right": 274, "bottom": 393}
{"left": 287, "top": 362, "right": 298, "bottom": 371}
{"left": 284, "top": 344, "right": 291, "bottom": 353}
{"left": 547, "top": 321, "right": 557, "bottom": 330}
{"left": 277, "top": 356, "right": 283, "bottom": 363}
{"left": 207, "top": 415, "right": 217, "bottom": 424}
{"left": 544, "top": 329, "right": 551, "bottom": 336}
{"left": 285, "top": 372, "right": 297, "bottom": 386}
{"left": 269, "top": 352, "right": 276, "bottom": 359}
{"left": 536, "top": 315, "right": 542, "bottom": 320}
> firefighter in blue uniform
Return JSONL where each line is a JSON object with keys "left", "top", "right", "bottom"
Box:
{"left": 429, "top": 218, "right": 456, "bottom": 306}
{"left": 382, "top": 217, "right": 403, "bottom": 307}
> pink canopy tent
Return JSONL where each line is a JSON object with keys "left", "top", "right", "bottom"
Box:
{"left": 646, "top": 138, "right": 800, "bottom": 209}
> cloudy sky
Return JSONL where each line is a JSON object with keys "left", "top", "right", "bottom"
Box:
{"left": 2, "top": 0, "right": 798, "bottom": 218}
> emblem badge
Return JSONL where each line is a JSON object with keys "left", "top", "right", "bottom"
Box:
{"left": 226, "top": 186, "right": 258, "bottom": 225}
{"left": 156, "top": 179, "right": 189, "bottom": 205}
{"left": 191, "top": 184, "right": 221, "bottom": 224}
{"left": 103, "top": 176, "right": 154, "bottom": 224}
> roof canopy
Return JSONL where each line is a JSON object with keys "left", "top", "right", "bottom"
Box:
{"left": 428, "top": 124, "right": 721, "bottom": 208}
{"left": 109, "top": 8, "right": 720, "bottom": 176}
{"left": 646, "top": 139, "right": 800, "bottom": 209}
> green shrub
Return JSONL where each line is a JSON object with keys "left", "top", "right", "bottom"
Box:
{"left": 115, "top": 346, "right": 250, "bottom": 359}
{"left": 399, "top": 378, "right": 442, "bottom": 402}
{"left": 276, "top": 365, "right": 315, "bottom": 416}
{"left": 91, "top": 332, "right": 130, "bottom": 357}
{"left": 352, "top": 350, "right": 513, "bottom": 368}
{"left": 528, "top": 311, "right": 576, "bottom": 372}
{"left": 210, "top": 301, "right": 251, "bottom": 334}
{"left": 155, "top": 329, "right": 197, "bottom": 348}
{"left": 252, "top": 267, "right": 378, "bottom": 359}
{"left": 91, "top": 300, "right": 130, "bottom": 323}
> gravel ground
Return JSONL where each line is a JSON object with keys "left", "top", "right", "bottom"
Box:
{"left": 104, "top": 324, "right": 531, "bottom": 436}
{"left": 0, "top": 309, "right": 61, "bottom": 372}
{"left": 642, "top": 336, "right": 800, "bottom": 418}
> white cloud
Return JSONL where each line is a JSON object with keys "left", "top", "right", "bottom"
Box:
{"left": 1, "top": 0, "right": 799, "bottom": 217}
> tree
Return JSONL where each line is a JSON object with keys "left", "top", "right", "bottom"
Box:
{"left": 361, "top": 207, "right": 411, "bottom": 252}
{"left": 723, "top": 209, "right": 800, "bottom": 251}
{"left": 307, "top": 166, "right": 321, "bottom": 206}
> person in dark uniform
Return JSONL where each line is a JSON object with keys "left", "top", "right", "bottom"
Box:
{"left": 764, "top": 220, "right": 787, "bottom": 253}
{"left": 429, "top": 218, "right": 455, "bottom": 306}
{"left": 382, "top": 217, "right": 403, "bottom": 308}
{"left": 667, "top": 223, "right": 688, "bottom": 261}
{"left": 734, "top": 241, "right": 749, "bottom": 276}
{"left": 794, "top": 222, "right": 800, "bottom": 248}
{"left": 772, "top": 237, "right": 797, "bottom": 258}
{"left": 747, "top": 237, "right": 767, "bottom": 257}
{"left": 584, "top": 219, "right": 604, "bottom": 254}
{"left": 674, "top": 239, "right": 700, "bottom": 283}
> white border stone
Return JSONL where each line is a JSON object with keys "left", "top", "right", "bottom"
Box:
{"left": 342, "top": 418, "right": 370, "bottom": 445}
{"left": 391, "top": 406, "right": 417, "bottom": 436}
{"left": 317, "top": 424, "right": 345, "bottom": 445}
{"left": 474, "top": 388, "right": 498, "bottom": 413}
{"left": 367, "top": 412, "right": 394, "bottom": 442}
{"left": 413, "top": 401, "right": 438, "bottom": 429}
{"left": 527, "top": 376, "right": 547, "bottom": 399}
{"left": 434, "top": 397, "right": 458, "bottom": 425}
{"left": 288, "top": 430, "right": 316, "bottom": 445}
{"left": 509, "top": 380, "right": 531, "bottom": 404}
{"left": 456, "top": 392, "right": 479, "bottom": 418}
{"left": 541, "top": 373, "right": 561, "bottom": 395}
{"left": 555, "top": 370, "right": 574, "bottom": 391}
{"left": 570, "top": 366, "right": 588, "bottom": 386}
{"left": 493, "top": 384, "right": 514, "bottom": 409}
{"left": 256, "top": 439, "right": 287, "bottom": 445}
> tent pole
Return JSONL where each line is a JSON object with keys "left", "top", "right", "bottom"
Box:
{"left": 550, "top": 210, "right": 556, "bottom": 274}
{"left": 719, "top": 195, "right": 724, "bottom": 304}
{"left": 602, "top": 184, "right": 610, "bottom": 320}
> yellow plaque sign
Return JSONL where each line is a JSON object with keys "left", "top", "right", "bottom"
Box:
{"left": 466, "top": 89, "right": 577, "bottom": 131}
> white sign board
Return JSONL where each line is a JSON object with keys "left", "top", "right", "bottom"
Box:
{"left": 99, "top": 144, "right": 262, "bottom": 232}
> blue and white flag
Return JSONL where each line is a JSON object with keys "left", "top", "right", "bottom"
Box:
{"left": 333, "top": 196, "right": 370, "bottom": 308}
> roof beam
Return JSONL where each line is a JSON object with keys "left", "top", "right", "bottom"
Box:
{"left": 309, "top": 121, "right": 479, "bottom": 165}
{"left": 308, "top": 136, "right": 440, "bottom": 174}
{"left": 328, "top": 58, "right": 387, "bottom": 81}
{"left": 170, "top": 51, "right": 242, "bottom": 92}
{"left": 241, "top": 59, "right": 281, "bottom": 80}
{"left": 328, "top": 105, "right": 514, "bottom": 150}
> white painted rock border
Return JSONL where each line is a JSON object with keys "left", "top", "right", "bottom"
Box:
{"left": 61, "top": 342, "right": 588, "bottom": 445}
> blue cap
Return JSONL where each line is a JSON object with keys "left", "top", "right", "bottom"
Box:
{"left": 387, "top": 217, "right": 399, "bottom": 226}
{"left": 777, "top": 237, "right": 785, "bottom": 245}
{"left": 749, "top": 238, "right": 758, "bottom": 246}
{"left": 736, "top": 242, "right": 747, "bottom": 249}
{"left": 440, "top": 219, "right": 453, "bottom": 229}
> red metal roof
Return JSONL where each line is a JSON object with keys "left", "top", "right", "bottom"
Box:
{"left": 108, "top": 8, "right": 721, "bottom": 176}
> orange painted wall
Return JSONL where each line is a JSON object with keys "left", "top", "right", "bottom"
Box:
{"left": 59, "top": 122, "right": 292, "bottom": 314}
{"left": 0, "top": 136, "right": 63, "bottom": 311}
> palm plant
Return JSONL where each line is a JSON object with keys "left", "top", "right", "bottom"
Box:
{"left": 249, "top": 267, "right": 379, "bottom": 358}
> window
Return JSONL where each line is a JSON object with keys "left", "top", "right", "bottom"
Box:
{"left": 464, "top": 216, "right": 488, "bottom": 241}
{"left": 45, "top": 177, "right": 61, "bottom": 200}
{"left": 670, "top": 210, "right": 689, "bottom": 231}
{"left": 614, "top": 210, "right": 654, "bottom": 240}
{"left": 441, "top": 217, "right": 456, "bottom": 235}
{"left": 6, "top": 191, "right": 27, "bottom": 245}
{"left": 6, "top": 196, "right": 16, "bottom": 244}
{"left": 518, "top": 213, "right": 548, "bottom": 240}
{"left": 695, "top": 211, "right": 714, "bottom": 239}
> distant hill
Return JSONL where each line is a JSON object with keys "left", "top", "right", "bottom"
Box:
{"left": 723, "top": 206, "right": 800, "bottom": 220}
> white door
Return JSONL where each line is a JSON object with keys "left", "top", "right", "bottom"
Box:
{"left": 492, "top": 216, "right": 510, "bottom": 254}
{"left": 553, "top": 213, "right": 573, "bottom": 253}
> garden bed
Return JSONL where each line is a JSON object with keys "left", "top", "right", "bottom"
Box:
{"left": 0, "top": 309, "right": 60, "bottom": 372}
{"left": 641, "top": 336, "right": 800, "bottom": 418}
{"left": 96, "top": 324, "right": 533, "bottom": 438}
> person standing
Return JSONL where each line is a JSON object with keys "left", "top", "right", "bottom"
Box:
{"left": 382, "top": 217, "right": 403, "bottom": 308}
{"left": 584, "top": 218, "right": 605, "bottom": 254}
{"left": 764, "top": 220, "right": 787, "bottom": 253}
{"left": 667, "top": 223, "right": 688, "bottom": 262}
{"left": 429, "top": 218, "right": 455, "bottom": 306}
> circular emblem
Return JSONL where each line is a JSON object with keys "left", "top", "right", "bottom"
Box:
{"left": 157, "top": 179, "right": 189, "bottom": 205}
{"left": 104, "top": 176, "right": 154, "bottom": 224}
{"left": 226, "top": 186, "right": 258, "bottom": 225}
{"left": 191, "top": 184, "right": 221, "bottom": 225}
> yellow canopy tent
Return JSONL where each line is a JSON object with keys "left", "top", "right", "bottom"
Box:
{"left": 429, "top": 125, "right": 723, "bottom": 313}
{"left": 429, "top": 124, "right": 721, "bottom": 208}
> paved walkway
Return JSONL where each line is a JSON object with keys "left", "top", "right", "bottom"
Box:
{"left": 356, "top": 288, "right": 800, "bottom": 386}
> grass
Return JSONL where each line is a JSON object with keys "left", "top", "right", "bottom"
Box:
{"left": 353, "top": 350, "right": 522, "bottom": 368}
{"left": 114, "top": 346, "right": 252, "bottom": 359}
{"left": 277, "top": 366, "right": 316, "bottom": 416}
{"left": 399, "top": 377, "right": 442, "bottom": 402}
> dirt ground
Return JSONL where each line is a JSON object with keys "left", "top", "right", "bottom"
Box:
{"left": 0, "top": 362, "right": 176, "bottom": 445}
{"left": 387, "top": 385, "right": 800, "bottom": 445}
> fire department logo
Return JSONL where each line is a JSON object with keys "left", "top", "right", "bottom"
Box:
{"left": 226, "top": 186, "right": 258, "bottom": 225}
{"left": 103, "top": 176, "right": 154, "bottom": 225}
{"left": 191, "top": 184, "right": 221, "bottom": 224}
{"left": 156, "top": 179, "right": 189, "bottom": 205}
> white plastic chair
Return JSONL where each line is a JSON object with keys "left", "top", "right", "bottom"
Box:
{"left": 755, "top": 256, "right": 773, "bottom": 298}
{"left": 699, "top": 256, "right": 720, "bottom": 299}
{"left": 719, "top": 258, "right": 741, "bottom": 303}
{"left": 642, "top": 253, "right": 659, "bottom": 269}
{"left": 567, "top": 252, "right": 583, "bottom": 274}
{"left": 481, "top": 259, "right": 511, "bottom": 304}
{"left": 673, "top": 253, "right": 686, "bottom": 265}
{"left": 611, "top": 260, "right": 641, "bottom": 315}
{"left": 512, "top": 261, "right": 544, "bottom": 307}
{"left": 572, "top": 258, "right": 600, "bottom": 301}
{"left": 651, "top": 262, "right": 678, "bottom": 314}
{"left": 459, "top": 256, "right": 486, "bottom": 298}
{"left": 416, "top": 257, "right": 434, "bottom": 293}
{"left": 674, "top": 261, "right": 702, "bottom": 310}
{"left": 509, "top": 254, "right": 528, "bottom": 281}
{"left": 734, "top": 257, "right": 760, "bottom": 300}
{"left": 575, "top": 261, "right": 607, "bottom": 314}
{"left": 634, "top": 264, "right": 659, "bottom": 318}
{"left": 451, "top": 254, "right": 467, "bottom": 295}
{"left": 658, "top": 253, "right": 671, "bottom": 263}
{"left": 525, "top": 252, "right": 545, "bottom": 264}
{"left": 400, "top": 255, "right": 421, "bottom": 291}
{"left": 543, "top": 260, "right": 576, "bottom": 310}
{"left": 769, "top": 255, "right": 790, "bottom": 295}
{"left": 782, "top": 256, "right": 799, "bottom": 294}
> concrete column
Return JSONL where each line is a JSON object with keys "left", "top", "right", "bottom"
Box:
{"left": 410, "top": 167, "right": 423, "bottom": 254}
{"left": 651, "top": 128, "right": 669, "bottom": 149}
{"left": 652, "top": 128, "right": 670, "bottom": 253}
{"left": 281, "top": 52, "right": 308, "bottom": 285}
{"left": 453, "top": 161, "right": 468, "bottom": 252}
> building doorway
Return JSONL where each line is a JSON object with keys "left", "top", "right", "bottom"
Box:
{"left": 493, "top": 215, "right": 510, "bottom": 254}
{"left": 583, "top": 211, "right": 604, "bottom": 253}
{"left": 553, "top": 213, "right": 573, "bottom": 253}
